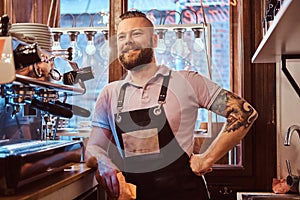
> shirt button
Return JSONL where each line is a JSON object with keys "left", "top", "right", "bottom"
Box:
{"left": 142, "top": 94, "right": 150, "bottom": 102}
{"left": 142, "top": 98, "right": 150, "bottom": 103}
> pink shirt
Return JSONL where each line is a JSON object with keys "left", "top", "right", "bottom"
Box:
{"left": 92, "top": 65, "right": 222, "bottom": 156}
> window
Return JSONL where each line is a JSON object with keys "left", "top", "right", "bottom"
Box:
{"left": 58, "top": 0, "right": 240, "bottom": 166}
{"left": 56, "top": 0, "right": 110, "bottom": 129}
{"left": 127, "top": 0, "right": 239, "bottom": 166}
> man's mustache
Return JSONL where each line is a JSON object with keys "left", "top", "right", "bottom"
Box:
{"left": 121, "top": 46, "right": 141, "bottom": 53}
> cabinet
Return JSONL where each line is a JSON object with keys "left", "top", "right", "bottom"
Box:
{"left": 252, "top": 0, "right": 300, "bottom": 97}
{"left": 252, "top": 0, "right": 300, "bottom": 63}
{"left": 250, "top": 0, "right": 300, "bottom": 192}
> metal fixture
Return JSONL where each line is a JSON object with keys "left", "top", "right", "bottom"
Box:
{"left": 281, "top": 55, "right": 300, "bottom": 98}
{"left": 285, "top": 159, "right": 300, "bottom": 193}
{"left": 284, "top": 124, "right": 300, "bottom": 146}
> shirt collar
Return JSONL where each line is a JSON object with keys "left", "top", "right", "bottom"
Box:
{"left": 122, "top": 65, "right": 171, "bottom": 87}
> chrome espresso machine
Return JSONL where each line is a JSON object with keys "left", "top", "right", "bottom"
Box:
{"left": 0, "top": 15, "right": 94, "bottom": 195}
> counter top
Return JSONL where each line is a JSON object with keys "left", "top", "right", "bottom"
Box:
{"left": 0, "top": 163, "right": 98, "bottom": 200}
{"left": 237, "top": 192, "right": 300, "bottom": 200}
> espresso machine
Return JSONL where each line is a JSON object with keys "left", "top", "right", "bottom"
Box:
{"left": 0, "top": 14, "right": 94, "bottom": 195}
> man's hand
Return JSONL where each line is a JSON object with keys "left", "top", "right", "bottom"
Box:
{"left": 96, "top": 162, "right": 120, "bottom": 199}
{"left": 85, "top": 127, "right": 121, "bottom": 199}
{"left": 189, "top": 154, "right": 213, "bottom": 176}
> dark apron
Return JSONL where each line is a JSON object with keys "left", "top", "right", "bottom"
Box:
{"left": 114, "top": 71, "right": 210, "bottom": 200}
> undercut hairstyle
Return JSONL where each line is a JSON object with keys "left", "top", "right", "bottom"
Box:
{"left": 119, "top": 10, "right": 154, "bottom": 28}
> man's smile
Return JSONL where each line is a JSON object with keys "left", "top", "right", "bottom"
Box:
{"left": 122, "top": 49, "right": 140, "bottom": 58}
{"left": 122, "top": 47, "right": 139, "bottom": 52}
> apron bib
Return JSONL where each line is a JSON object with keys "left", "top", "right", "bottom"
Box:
{"left": 114, "top": 71, "right": 210, "bottom": 200}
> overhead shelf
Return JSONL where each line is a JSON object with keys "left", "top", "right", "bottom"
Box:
{"left": 252, "top": 0, "right": 300, "bottom": 63}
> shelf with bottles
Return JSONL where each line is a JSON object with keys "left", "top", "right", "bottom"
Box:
{"left": 252, "top": 0, "right": 300, "bottom": 97}
{"left": 156, "top": 23, "right": 211, "bottom": 57}
{"left": 51, "top": 22, "right": 211, "bottom": 74}
{"left": 50, "top": 23, "right": 213, "bottom": 131}
{"left": 252, "top": 0, "right": 300, "bottom": 63}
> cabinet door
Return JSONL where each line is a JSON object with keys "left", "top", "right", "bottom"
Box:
{"left": 2, "top": 0, "right": 59, "bottom": 26}
{"left": 206, "top": 0, "right": 277, "bottom": 198}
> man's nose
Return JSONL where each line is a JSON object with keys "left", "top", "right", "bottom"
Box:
{"left": 124, "top": 34, "right": 134, "bottom": 45}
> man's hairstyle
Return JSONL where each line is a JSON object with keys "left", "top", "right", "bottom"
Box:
{"left": 119, "top": 10, "right": 154, "bottom": 28}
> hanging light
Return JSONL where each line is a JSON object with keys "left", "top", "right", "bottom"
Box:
{"left": 155, "top": 28, "right": 168, "bottom": 54}
{"left": 84, "top": 31, "right": 97, "bottom": 56}
{"left": 99, "top": 30, "right": 109, "bottom": 60}
{"left": 170, "top": 28, "right": 190, "bottom": 59}
{"left": 192, "top": 27, "right": 205, "bottom": 52}
{"left": 51, "top": 31, "right": 63, "bottom": 51}
{"left": 67, "top": 31, "right": 82, "bottom": 62}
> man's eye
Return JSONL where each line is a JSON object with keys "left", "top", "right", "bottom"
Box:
{"left": 118, "top": 35, "right": 125, "bottom": 40}
{"left": 133, "top": 32, "right": 142, "bottom": 36}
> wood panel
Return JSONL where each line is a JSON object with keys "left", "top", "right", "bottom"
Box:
{"left": 1, "top": 0, "right": 59, "bottom": 27}
{"left": 206, "top": 0, "right": 277, "bottom": 198}
{"left": 108, "top": 0, "right": 127, "bottom": 82}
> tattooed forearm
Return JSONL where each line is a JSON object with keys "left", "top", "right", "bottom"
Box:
{"left": 210, "top": 89, "right": 258, "bottom": 133}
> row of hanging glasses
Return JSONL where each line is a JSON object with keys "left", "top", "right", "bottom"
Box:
{"left": 49, "top": 26, "right": 110, "bottom": 129}
{"left": 51, "top": 28, "right": 109, "bottom": 61}
{"left": 142, "top": 8, "right": 211, "bottom": 74}
{"left": 50, "top": 23, "right": 210, "bottom": 73}
{"left": 152, "top": 24, "right": 211, "bottom": 77}
{"left": 55, "top": 8, "right": 210, "bottom": 63}
{"left": 51, "top": 25, "right": 208, "bottom": 56}
{"left": 155, "top": 24, "right": 209, "bottom": 58}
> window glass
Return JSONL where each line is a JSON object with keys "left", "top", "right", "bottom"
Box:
{"left": 57, "top": 0, "right": 109, "bottom": 129}
{"left": 128, "top": 0, "right": 230, "bottom": 88}
{"left": 128, "top": 0, "right": 240, "bottom": 166}
{"left": 58, "top": 0, "right": 240, "bottom": 166}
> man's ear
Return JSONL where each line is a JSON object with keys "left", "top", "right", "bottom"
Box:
{"left": 152, "top": 34, "right": 158, "bottom": 48}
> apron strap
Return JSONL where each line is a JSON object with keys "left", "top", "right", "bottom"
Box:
{"left": 158, "top": 70, "right": 172, "bottom": 104}
{"left": 117, "top": 83, "right": 128, "bottom": 110}
{"left": 117, "top": 70, "right": 172, "bottom": 110}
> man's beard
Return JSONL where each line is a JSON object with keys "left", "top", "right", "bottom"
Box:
{"left": 119, "top": 47, "right": 154, "bottom": 71}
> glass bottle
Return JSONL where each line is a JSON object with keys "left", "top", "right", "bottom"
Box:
{"left": 51, "top": 31, "right": 63, "bottom": 51}
{"left": 170, "top": 28, "right": 190, "bottom": 59}
{"left": 67, "top": 31, "right": 82, "bottom": 63}
{"left": 155, "top": 29, "right": 168, "bottom": 54}
{"left": 192, "top": 28, "right": 205, "bottom": 53}
{"left": 99, "top": 30, "right": 109, "bottom": 60}
{"left": 84, "top": 31, "right": 97, "bottom": 56}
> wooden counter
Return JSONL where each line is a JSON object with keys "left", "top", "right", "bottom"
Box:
{"left": 0, "top": 163, "right": 99, "bottom": 200}
{"left": 237, "top": 192, "right": 300, "bottom": 200}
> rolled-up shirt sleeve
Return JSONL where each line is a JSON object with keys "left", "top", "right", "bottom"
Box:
{"left": 92, "top": 85, "right": 112, "bottom": 130}
{"left": 184, "top": 71, "right": 222, "bottom": 109}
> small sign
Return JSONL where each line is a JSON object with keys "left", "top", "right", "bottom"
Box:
{"left": 0, "top": 36, "right": 15, "bottom": 84}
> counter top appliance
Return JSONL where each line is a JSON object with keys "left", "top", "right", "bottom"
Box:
{"left": 0, "top": 139, "right": 83, "bottom": 195}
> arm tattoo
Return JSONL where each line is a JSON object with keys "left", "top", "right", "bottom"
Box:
{"left": 210, "top": 89, "right": 258, "bottom": 133}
